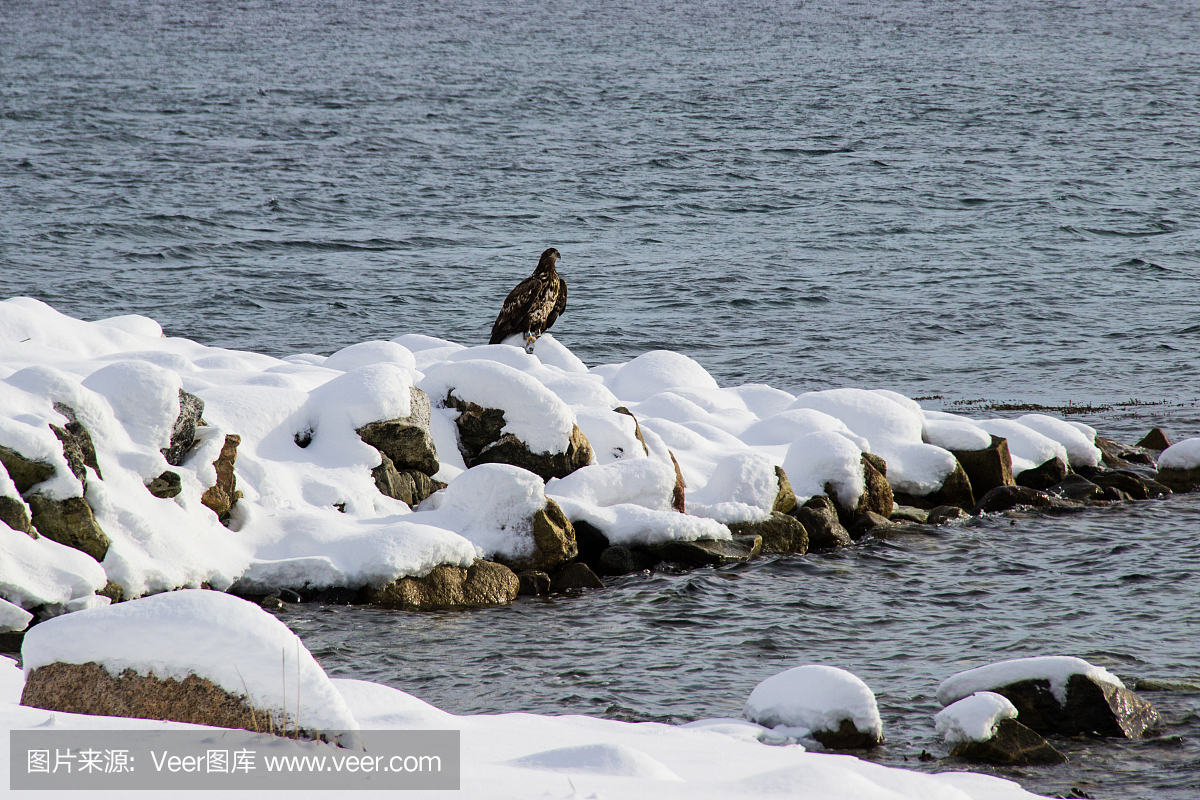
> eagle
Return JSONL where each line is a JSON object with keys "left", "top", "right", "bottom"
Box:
{"left": 488, "top": 247, "right": 567, "bottom": 353}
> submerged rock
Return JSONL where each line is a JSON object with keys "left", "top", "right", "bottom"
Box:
{"left": 849, "top": 511, "right": 892, "bottom": 539}
{"left": 448, "top": 392, "right": 594, "bottom": 480}
{"left": 1089, "top": 469, "right": 1170, "bottom": 500}
{"left": 645, "top": 535, "right": 763, "bottom": 567}
{"left": 200, "top": 434, "right": 242, "bottom": 524}
{"left": 951, "top": 436, "right": 1014, "bottom": 498}
{"left": 950, "top": 718, "right": 1066, "bottom": 766}
{"left": 1015, "top": 457, "right": 1069, "bottom": 491}
{"left": 927, "top": 506, "right": 970, "bottom": 525}
{"left": 365, "top": 559, "right": 520, "bottom": 610}
{"left": 26, "top": 494, "right": 110, "bottom": 562}
{"left": 1047, "top": 473, "right": 1103, "bottom": 502}
{"left": 597, "top": 545, "right": 659, "bottom": 576}
{"left": 550, "top": 562, "right": 605, "bottom": 592}
{"left": 162, "top": 390, "right": 205, "bottom": 467}
{"left": 972, "top": 485, "right": 1061, "bottom": 515}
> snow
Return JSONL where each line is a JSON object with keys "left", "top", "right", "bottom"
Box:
{"left": 1015, "top": 414, "right": 1102, "bottom": 469}
{"left": 782, "top": 431, "right": 866, "bottom": 507}
{"left": 504, "top": 741, "right": 684, "bottom": 780}
{"left": 687, "top": 452, "right": 781, "bottom": 524}
{"left": 924, "top": 418, "right": 993, "bottom": 452}
{"left": 739, "top": 408, "right": 870, "bottom": 450}
{"left": 606, "top": 350, "right": 721, "bottom": 402}
{"left": 20, "top": 589, "right": 359, "bottom": 736}
{"left": 1159, "top": 437, "right": 1200, "bottom": 470}
{"left": 743, "top": 665, "right": 883, "bottom": 741}
{"left": 0, "top": 523, "right": 108, "bottom": 611}
{"left": 0, "top": 596, "right": 33, "bottom": 632}
{"left": 935, "top": 692, "right": 1019, "bottom": 745}
{"left": 975, "top": 420, "right": 1068, "bottom": 476}
{"left": 937, "top": 656, "right": 1125, "bottom": 707}
{"left": 322, "top": 340, "right": 417, "bottom": 373}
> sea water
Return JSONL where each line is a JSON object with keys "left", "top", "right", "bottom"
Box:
{"left": 2, "top": 1, "right": 1198, "bottom": 797}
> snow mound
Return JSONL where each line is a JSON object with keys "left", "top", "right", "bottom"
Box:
{"left": 743, "top": 665, "right": 883, "bottom": 739}
{"left": 923, "top": 418, "right": 992, "bottom": 452}
{"left": 0, "top": 523, "right": 108, "bottom": 611}
{"left": 935, "top": 692, "right": 1019, "bottom": 745}
{"left": 606, "top": 350, "right": 720, "bottom": 402}
{"left": 782, "top": 431, "right": 866, "bottom": 507}
{"left": 937, "top": 656, "right": 1125, "bottom": 707}
{"left": 0, "top": 597, "right": 33, "bottom": 633}
{"left": 1159, "top": 437, "right": 1200, "bottom": 470}
{"left": 574, "top": 407, "right": 648, "bottom": 465}
{"left": 976, "top": 420, "right": 1069, "bottom": 476}
{"left": 81, "top": 360, "right": 184, "bottom": 452}
{"left": 323, "top": 340, "right": 417, "bottom": 373}
{"left": 547, "top": 459, "right": 677, "bottom": 511}
{"left": 688, "top": 452, "right": 780, "bottom": 523}
{"left": 740, "top": 408, "right": 870, "bottom": 450}
{"left": 21, "top": 589, "right": 359, "bottom": 734}
{"left": 505, "top": 742, "right": 683, "bottom": 781}
{"left": 551, "top": 494, "right": 729, "bottom": 547}
{"left": 1016, "top": 414, "right": 1102, "bottom": 468}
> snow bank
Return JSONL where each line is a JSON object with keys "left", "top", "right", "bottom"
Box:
{"left": 924, "top": 418, "right": 993, "bottom": 452}
{"left": 21, "top": 589, "right": 358, "bottom": 734}
{"left": 1159, "top": 437, "right": 1200, "bottom": 470}
{"left": 782, "top": 431, "right": 865, "bottom": 507}
{"left": 937, "top": 656, "right": 1125, "bottom": 707}
{"left": 935, "top": 692, "right": 1019, "bottom": 744}
{"left": 687, "top": 452, "right": 780, "bottom": 524}
{"left": 0, "top": 523, "right": 108, "bottom": 612}
{"left": 743, "top": 665, "right": 883, "bottom": 740}
{"left": 607, "top": 350, "right": 720, "bottom": 402}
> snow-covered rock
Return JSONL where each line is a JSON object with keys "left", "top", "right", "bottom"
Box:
{"left": 743, "top": 665, "right": 883, "bottom": 749}
{"left": 935, "top": 692, "right": 1018, "bottom": 745}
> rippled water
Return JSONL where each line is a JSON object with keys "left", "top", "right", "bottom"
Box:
{"left": 3, "top": 1, "right": 1200, "bottom": 798}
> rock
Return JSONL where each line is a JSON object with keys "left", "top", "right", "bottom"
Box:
{"left": 1137, "top": 427, "right": 1171, "bottom": 451}
{"left": 1048, "top": 473, "right": 1102, "bottom": 502}
{"left": 772, "top": 466, "right": 798, "bottom": 515}
{"left": 97, "top": 580, "right": 123, "bottom": 603}
{"left": 952, "top": 436, "right": 1014, "bottom": 498}
{"left": 0, "top": 494, "right": 35, "bottom": 536}
{"left": 26, "top": 494, "right": 110, "bottom": 562}
{"left": 894, "top": 462, "right": 975, "bottom": 511}
{"left": 446, "top": 393, "right": 593, "bottom": 481}
{"left": 260, "top": 595, "right": 285, "bottom": 610}
{"left": 147, "top": 470, "right": 182, "bottom": 499}
{"left": 312, "top": 587, "right": 364, "bottom": 605}
{"left": 50, "top": 426, "right": 91, "bottom": 487}
{"left": 645, "top": 535, "right": 763, "bottom": 567}
{"left": 1015, "top": 457, "right": 1069, "bottom": 491}
{"left": 597, "top": 546, "right": 659, "bottom": 576}
{"left": 517, "top": 570, "right": 551, "bottom": 596}
{"left": 827, "top": 453, "right": 894, "bottom": 527}
{"left": 668, "top": 450, "right": 686, "bottom": 513}
{"left": 950, "top": 718, "right": 1066, "bottom": 765}
{"left": 1094, "top": 436, "right": 1156, "bottom": 469}
{"left": 550, "top": 562, "right": 605, "bottom": 592}
{"left": 22, "top": 661, "right": 270, "bottom": 733}
{"left": 200, "top": 434, "right": 242, "bottom": 523}
{"left": 357, "top": 404, "right": 439, "bottom": 478}
{"left": 612, "top": 407, "right": 650, "bottom": 456}
{"left": 1156, "top": 464, "right": 1200, "bottom": 494}
{"left": 728, "top": 512, "right": 808, "bottom": 554}
{"left": 850, "top": 511, "right": 892, "bottom": 540}
{"left": 972, "top": 485, "right": 1076, "bottom": 515}
{"left": 365, "top": 560, "right": 519, "bottom": 610}
{"left": 889, "top": 505, "right": 929, "bottom": 524}
{"left": 572, "top": 520, "right": 611, "bottom": 570}
{"left": 989, "top": 674, "right": 1158, "bottom": 739}
{"left": 526, "top": 498, "right": 578, "bottom": 572}
{"left": 790, "top": 496, "right": 852, "bottom": 551}
{"left": 0, "top": 446, "right": 55, "bottom": 494}
{"left": 1089, "top": 469, "right": 1171, "bottom": 500}
{"left": 371, "top": 454, "right": 445, "bottom": 507}
{"left": 52, "top": 404, "right": 103, "bottom": 477}
{"left": 161, "top": 390, "right": 205, "bottom": 466}
{"left": 811, "top": 718, "right": 884, "bottom": 751}
{"left": 277, "top": 588, "right": 302, "bottom": 604}
{"left": 927, "top": 506, "right": 970, "bottom": 525}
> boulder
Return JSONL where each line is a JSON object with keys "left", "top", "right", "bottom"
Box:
{"left": 447, "top": 393, "right": 593, "bottom": 481}
{"left": 1137, "top": 427, "right": 1171, "bottom": 451}
{"left": 1089, "top": 469, "right": 1171, "bottom": 500}
{"left": 772, "top": 466, "right": 798, "bottom": 515}
{"left": 812, "top": 718, "right": 884, "bottom": 751}
{"left": 727, "top": 512, "right": 808, "bottom": 554}
{"left": 1048, "top": 473, "right": 1103, "bottom": 502}
{"left": 1156, "top": 464, "right": 1200, "bottom": 494}
{"left": 644, "top": 535, "right": 762, "bottom": 567}
{"left": 0, "top": 447, "right": 55, "bottom": 494}
{"left": 50, "top": 423, "right": 100, "bottom": 486}
{"left": 26, "top": 494, "right": 110, "bottom": 562}
{"left": 972, "top": 485, "right": 1074, "bottom": 515}
{"left": 988, "top": 674, "right": 1158, "bottom": 739}
{"left": 200, "top": 434, "right": 242, "bottom": 523}
{"left": 790, "top": 496, "right": 852, "bottom": 551}
{"left": 364, "top": 559, "right": 519, "bottom": 610}
{"left": 98, "top": 580, "right": 124, "bottom": 603}
{"left": 0, "top": 494, "right": 35, "bottom": 536}
{"left": 612, "top": 407, "right": 650, "bottom": 456}
{"left": 22, "top": 661, "right": 268, "bottom": 733}
{"left": 516, "top": 570, "right": 551, "bottom": 596}
{"left": 357, "top": 389, "right": 439, "bottom": 476}
{"left": 1094, "top": 436, "right": 1157, "bottom": 469}
{"left": 889, "top": 505, "right": 928, "bottom": 524}
{"left": 572, "top": 520, "right": 611, "bottom": 571}
{"left": 951, "top": 436, "right": 1014, "bottom": 497}
{"left": 597, "top": 546, "right": 659, "bottom": 576}
{"left": 927, "top": 506, "right": 970, "bottom": 525}
{"left": 162, "top": 390, "right": 206, "bottom": 467}
{"left": 827, "top": 453, "right": 893, "bottom": 527}
{"left": 526, "top": 498, "right": 578, "bottom": 572}
{"left": 895, "top": 462, "right": 975, "bottom": 511}
{"left": 370, "top": 454, "right": 444, "bottom": 507}
{"left": 147, "top": 470, "right": 182, "bottom": 499}
{"left": 1015, "top": 457, "right": 1069, "bottom": 491}
{"left": 550, "top": 562, "right": 605, "bottom": 592}
{"left": 849, "top": 511, "right": 892, "bottom": 540}
{"left": 950, "top": 718, "right": 1066, "bottom": 766}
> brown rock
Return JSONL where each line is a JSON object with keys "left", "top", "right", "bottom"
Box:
{"left": 97, "top": 580, "right": 124, "bottom": 603}
{"left": 550, "top": 562, "right": 605, "bottom": 592}
{"left": 811, "top": 718, "right": 883, "bottom": 750}
{"left": 527, "top": 498, "right": 578, "bottom": 571}
{"left": 987, "top": 674, "right": 1158, "bottom": 739}
{"left": 446, "top": 393, "right": 593, "bottom": 481}
{"left": 517, "top": 570, "right": 552, "bottom": 596}
{"left": 357, "top": 395, "right": 440, "bottom": 476}
{"left": 952, "top": 436, "right": 1014, "bottom": 498}
{"left": 1156, "top": 464, "right": 1200, "bottom": 494}
{"left": 22, "top": 661, "right": 274, "bottom": 732}
{"left": 0, "top": 494, "right": 35, "bottom": 536}
{"left": 147, "top": 470, "right": 182, "bottom": 499}
{"left": 972, "top": 485, "right": 1076, "bottom": 515}
{"left": 791, "top": 496, "right": 853, "bottom": 551}
{"left": 728, "top": 512, "right": 808, "bottom": 554}
{"left": 1089, "top": 470, "right": 1170, "bottom": 500}
{"left": 1094, "top": 436, "right": 1156, "bottom": 469}
{"left": 772, "top": 466, "right": 797, "bottom": 515}
{"left": 668, "top": 450, "right": 686, "bottom": 513}
{"left": 200, "top": 434, "right": 242, "bottom": 523}
{"left": 1137, "top": 427, "right": 1171, "bottom": 451}
{"left": 1015, "top": 457, "right": 1069, "bottom": 491}
{"left": 26, "top": 494, "right": 110, "bottom": 562}
{"left": 825, "top": 454, "right": 894, "bottom": 527}
{"left": 0, "top": 446, "right": 55, "bottom": 494}
{"left": 928, "top": 505, "right": 970, "bottom": 525}
{"left": 950, "top": 718, "right": 1066, "bottom": 765}
{"left": 371, "top": 454, "right": 445, "bottom": 507}
{"left": 645, "top": 535, "right": 763, "bottom": 567}
{"left": 889, "top": 505, "right": 929, "bottom": 524}
{"left": 849, "top": 511, "right": 892, "bottom": 540}
{"left": 364, "top": 559, "right": 519, "bottom": 610}
{"left": 612, "top": 407, "right": 650, "bottom": 456}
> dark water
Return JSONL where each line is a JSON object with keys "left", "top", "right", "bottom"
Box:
{"left": 3, "top": 1, "right": 1200, "bottom": 797}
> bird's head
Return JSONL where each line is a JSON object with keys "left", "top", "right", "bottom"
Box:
{"left": 537, "top": 248, "right": 561, "bottom": 270}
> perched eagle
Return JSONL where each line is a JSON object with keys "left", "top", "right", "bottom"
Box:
{"left": 488, "top": 247, "right": 567, "bottom": 352}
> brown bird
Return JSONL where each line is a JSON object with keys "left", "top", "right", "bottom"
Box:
{"left": 488, "top": 248, "right": 567, "bottom": 352}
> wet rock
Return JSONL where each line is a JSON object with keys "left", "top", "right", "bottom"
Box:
{"left": 790, "top": 496, "right": 852, "bottom": 551}
{"left": 1089, "top": 469, "right": 1170, "bottom": 500}
{"left": 850, "top": 511, "right": 892, "bottom": 540}
{"left": 727, "top": 512, "right": 808, "bottom": 554}
{"left": 1094, "top": 436, "right": 1156, "bottom": 469}
{"left": 571, "top": 520, "right": 611, "bottom": 570}
{"left": 1137, "top": 427, "right": 1171, "bottom": 451}
{"left": 312, "top": 586, "right": 364, "bottom": 605}
{"left": 0, "top": 494, "right": 35, "bottom": 536}
{"left": 26, "top": 494, "right": 110, "bottom": 562}
{"left": 517, "top": 570, "right": 551, "bottom": 596}
{"left": 1048, "top": 473, "right": 1103, "bottom": 502}
{"left": 895, "top": 462, "right": 975, "bottom": 511}
{"left": 645, "top": 535, "right": 763, "bottom": 567}
{"left": 1015, "top": 457, "right": 1069, "bottom": 491}
{"left": 927, "top": 506, "right": 970, "bottom": 525}
{"left": 147, "top": 470, "right": 182, "bottom": 499}
{"left": 357, "top": 393, "right": 439, "bottom": 476}
{"left": 972, "top": 485, "right": 1060, "bottom": 515}
{"left": 597, "top": 546, "right": 659, "bottom": 576}
{"left": 446, "top": 393, "right": 593, "bottom": 481}
{"left": 772, "top": 465, "right": 798, "bottom": 515}
{"left": 889, "top": 505, "right": 929, "bottom": 524}
{"left": 364, "top": 559, "right": 519, "bottom": 610}
{"left": 200, "top": 434, "right": 242, "bottom": 524}
{"left": 371, "top": 454, "right": 445, "bottom": 507}
{"left": 0, "top": 447, "right": 55, "bottom": 494}
{"left": 989, "top": 674, "right": 1158, "bottom": 739}
{"left": 260, "top": 595, "right": 285, "bottom": 611}
{"left": 162, "top": 390, "right": 206, "bottom": 467}
{"left": 950, "top": 718, "right": 1066, "bottom": 766}
{"left": 277, "top": 588, "right": 302, "bottom": 604}
{"left": 612, "top": 406, "right": 650, "bottom": 456}
{"left": 550, "top": 562, "right": 605, "bottom": 592}
{"left": 1156, "top": 464, "right": 1200, "bottom": 494}
{"left": 22, "top": 661, "right": 269, "bottom": 733}
{"left": 952, "top": 436, "right": 1014, "bottom": 498}
{"left": 811, "top": 718, "right": 884, "bottom": 751}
